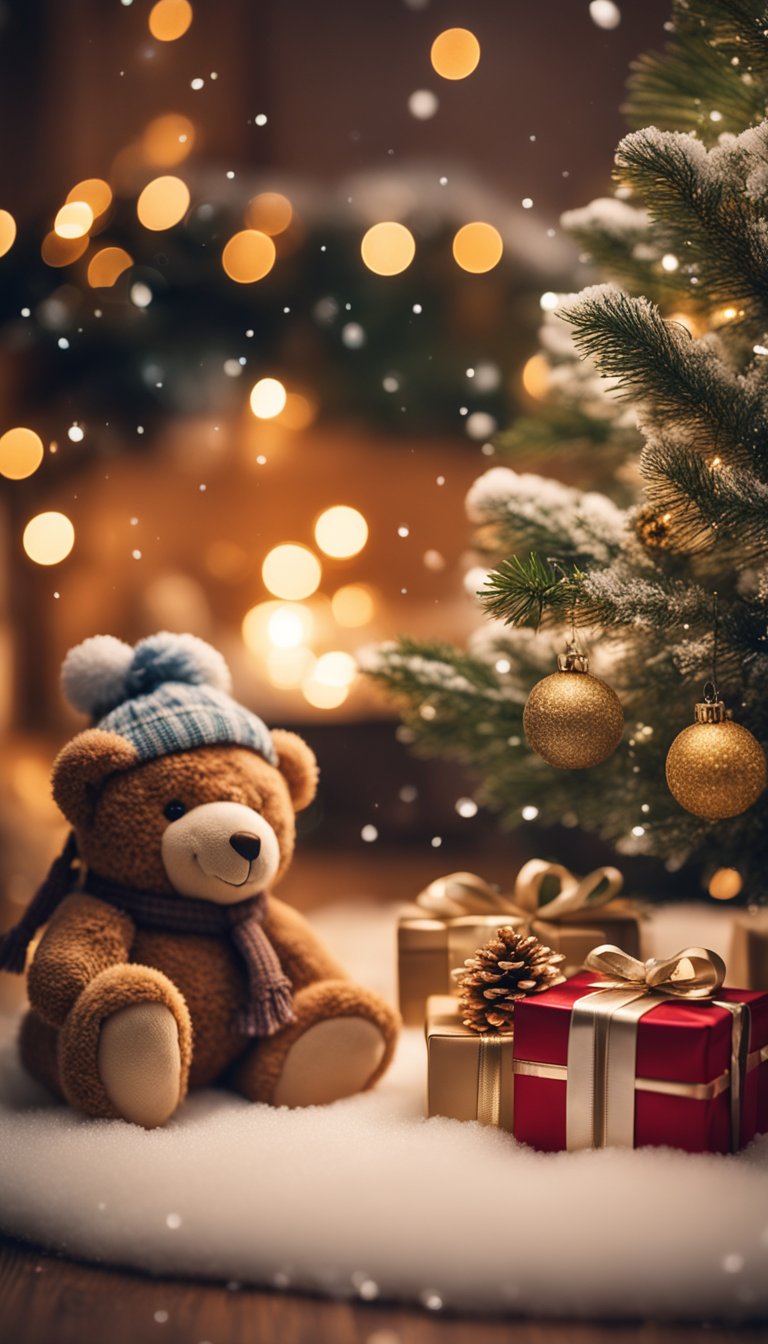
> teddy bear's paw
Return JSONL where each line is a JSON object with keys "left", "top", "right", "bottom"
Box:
{"left": 97, "top": 1002, "right": 182, "bottom": 1128}
{"left": 272, "top": 1017, "right": 387, "bottom": 1108}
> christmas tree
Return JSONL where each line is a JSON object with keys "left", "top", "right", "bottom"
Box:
{"left": 368, "top": 0, "right": 768, "bottom": 900}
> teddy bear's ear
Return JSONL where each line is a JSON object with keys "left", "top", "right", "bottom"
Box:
{"left": 271, "top": 729, "right": 318, "bottom": 812}
{"left": 51, "top": 729, "right": 140, "bottom": 830}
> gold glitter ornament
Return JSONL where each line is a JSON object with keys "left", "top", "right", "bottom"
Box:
{"left": 523, "top": 642, "right": 624, "bottom": 770}
{"left": 665, "top": 698, "right": 766, "bottom": 820}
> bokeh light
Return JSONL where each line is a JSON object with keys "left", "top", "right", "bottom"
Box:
{"left": 262, "top": 544, "right": 322, "bottom": 600}
{"left": 314, "top": 506, "right": 369, "bottom": 558}
{"left": 137, "top": 176, "right": 190, "bottom": 230}
{"left": 143, "top": 114, "right": 195, "bottom": 167}
{"left": 149, "top": 0, "right": 193, "bottom": 41}
{"left": 430, "top": 28, "right": 480, "bottom": 80}
{"left": 331, "top": 584, "right": 375, "bottom": 628}
{"left": 87, "top": 246, "right": 134, "bottom": 287}
{"left": 22, "top": 512, "right": 75, "bottom": 565}
{"left": 452, "top": 222, "right": 503, "bottom": 273}
{"left": 267, "top": 603, "right": 314, "bottom": 649}
{"left": 222, "top": 229, "right": 276, "bottom": 283}
{"left": 302, "top": 674, "right": 349, "bottom": 710}
{"left": 54, "top": 201, "right": 94, "bottom": 239}
{"left": 708, "top": 867, "right": 743, "bottom": 900}
{"left": 361, "top": 222, "right": 415, "bottom": 276}
{"left": 41, "top": 231, "right": 89, "bottom": 267}
{"left": 267, "top": 647, "right": 316, "bottom": 689}
{"left": 0, "top": 428, "right": 44, "bottom": 480}
{"left": 314, "top": 650, "right": 357, "bottom": 687}
{"left": 279, "top": 391, "right": 317, "bottom": 430}
{"left": 246, "top": 192, "right": 293, "bottom": 236}
{"left": 66, "top": 179, "right": 112, "bottom": 221}
{"left": 250, "top": 377, "right": 287, "bottom": 419}
{"left": 0, "top": 209, "right": 17, "bottom": 257}
{"left": 522, "top": 353, "right": 550, "bottom": 399}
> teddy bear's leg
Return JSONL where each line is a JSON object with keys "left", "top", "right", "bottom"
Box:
{"left": 18, "top": 1010, "right": 64, "bottom": 1099}
{"left": 231, "top": 979, "right": 399, "bottom": 1107}
{"left": 57, "top": 963, "right": 193, "bottom": 1128}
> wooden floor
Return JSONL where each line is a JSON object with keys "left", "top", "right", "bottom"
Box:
{"left": 2, "top": 1236, "right": 766, "bottom": 1344}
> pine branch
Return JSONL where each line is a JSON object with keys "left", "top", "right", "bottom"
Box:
{"left": 563, "top": 287, "right": 768, "bottom": 464}
{"left": 615, "top": 127, "right": 768, "bottom": 318}
{"left": 479, "top": 553, "right": 579, "bottom": 628}
{"left": 623, "top": 1, "right": 768, "bottom": 142}
{"left": 642, "top": 438, "right": 768, "bottom": 556}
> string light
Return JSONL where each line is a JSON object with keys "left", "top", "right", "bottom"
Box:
{"left": 313, "top": 650, "right": 357, "bottom": 687}
{"left": 262, "top": 544, "right": 321, "bottom": 600}
{"left": 266, "top": 603, "right": 313, "bottom": 649}
{"left": 246, "top": 193, "right": 293, "bottom": 236}
{"left": 452, "top": 222, "right": 503, "bottom": 273}
{"left": 708, "top": 868, "right": 743, "bottom": 900}
{"left": 137, "top": 176, "right": 190, "bottom": 230}
{"left": 66, "top": 179, "right": 112, "bottom": 221}
{"left": 266, "top": 647, "right": 315, "bottom": 689}
{"left": 314, "top": 506, "right": 368, "bottom": 558}
{"left": 23, "top": 511, "right": 75, "bottom": 565}
{"left": 430, "top": 27, "right": 480, "bottom": 80}
{"left": 360, "top": 222, "right": 415, "bottom": 276}
{"left": 222, "top": 229, "right": 275, "bottom": 283}
{"left": 0, "top": 428, "right": 44, "bottom": 480}
{"left": 142, "top": 114, "right": 195, "bottom": 167}
{"left": 302, "top": 675, "right": 349, "bottom": 709}
{"left": 522, "top": 353, "right": 550, "bottom": 399}
{"left": 41, "top": 232, "right": 88, "bottom": 267}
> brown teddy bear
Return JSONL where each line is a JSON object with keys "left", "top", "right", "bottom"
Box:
{"left": 0, "top": 632, "right": 399, "bottom": 1128}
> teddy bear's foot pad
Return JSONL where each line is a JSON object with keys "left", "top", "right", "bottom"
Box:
{"left": 98, "top": 1002, "right": 181, "bottom": 1128}
{"left": 272, "top": 1016, "right": 386, "bottom": 1107}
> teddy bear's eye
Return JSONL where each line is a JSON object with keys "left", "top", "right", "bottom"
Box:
{"left": 163, "top": 800, "right": 187, "bottom": 822}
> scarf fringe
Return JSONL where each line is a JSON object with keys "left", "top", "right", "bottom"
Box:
{"left": 237, "top": 981, "right": 296, "bottom": 1037}
{"left": 0, "top": 832, "right": 79, "bottom": 976}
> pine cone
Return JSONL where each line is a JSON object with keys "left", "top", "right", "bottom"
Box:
{"left": 633, "top": 502, "right": 676, "bottom": 552}
{"left": 455, "top": 926, "right": 566, "bottom": 1034}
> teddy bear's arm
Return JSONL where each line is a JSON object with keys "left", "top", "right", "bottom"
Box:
{"left": 263, "top": 896, "right": 347, "bottom": 990}
{"left": 27, "top": 893, "right": 135, "bottom": 1028}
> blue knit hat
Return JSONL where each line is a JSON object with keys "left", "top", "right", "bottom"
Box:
{"left": 61, "top": 632, "right": 278, "bottom": 766}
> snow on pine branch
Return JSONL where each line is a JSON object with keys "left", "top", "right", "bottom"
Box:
{"left": 560, "top": 196, "right": 650, "bottom": 243}
{"left": 465, "top": 467, "right": 626, "bottom": 564}
{"left": 360, "top": 644, "right": 505, "bottom": 701}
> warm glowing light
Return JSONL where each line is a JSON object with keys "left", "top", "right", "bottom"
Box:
{"left": 267, "top": 603, "right": 313, "bottom": 649}
{"left": 41, "top": 231, "right": 89, "bottom": 267}
{"left": 262, "top": 544, "right": 322, "bottom": 600}
{"left": 249, "top": 377, "right": 287, "bottom": 419}
{"left": 430, "top": 27, "right": 480, "bottom": 80}
{"left": 452, "top": 222, "right": 503, "bottom": 273}
{"left": 242, "top": 600, "right": 277, "bottom": 653}
{"left": 314, "top": 506, "right": 369, "bottom": 559}
{"left": 87, "top": 247, "right": 134, "bottom": 287}
{"left": 661, "top": 253, "right": 678, "bottom": 273}
{"left": 149, "top": 0, "right": 193, "bottom": 41}
{"left": 222, "top": 229, "right": 276, "bottom": 283}
{"left": 314, "top": 650, "right": 357, "bottom": 688}
{"left": 667, "top": 311, "right": 697, "bottom": 337}
{"left": 540, "top": 291, "right": 559, "bottom": 311}
{"left": 246, "top": 192, "right": 293, "bottom": 236}
{"left": 137, "top": 176, "right": 190, "bottom": 230}
{"left": 360, "top": 222, "right": 415, "bottom": 276}
{"left": 66, "top": 179, "right": 112, "bottom": 221}
{"left": 331, "top": 584, "right": 375, "bottom": 628}
{"left": 23, "top": 511, "right": 75, "bottom": 565}
{"left": 279, "top": 391, "right": 317, "bottom": 430}
{"left": 522, "top": 353, "right": 550, "bottom": 400}
{"left": 143, "top": 114, "right": 195, "bottom": 167}
{"left": 301, "top": 675, "right": 349, "bottom": 710}
{"left": 0, "top": 428, "right": 44, "bottom": 480}
{"left": 267, "top": 647, "right": 316, "bottom": 689}
{"left": 0, "top": 210, "right": 17, "bottom": 257}
{"left": 54, "top": 201, "right": 94, "bottom": 239}
{"left": 708, "top": 867, "right": 743, "bottom": 900}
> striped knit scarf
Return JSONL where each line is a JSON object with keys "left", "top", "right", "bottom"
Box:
{"left": 0, "top": 833, "right": 294, "bottom": 1038}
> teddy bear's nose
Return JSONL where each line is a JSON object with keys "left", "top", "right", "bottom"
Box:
{"left": 229, "top": 832, "right": 262, "bottom": 862}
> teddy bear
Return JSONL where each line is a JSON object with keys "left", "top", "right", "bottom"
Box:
{"left": 0, "top": 632, "right": 399, "bottom": 1128}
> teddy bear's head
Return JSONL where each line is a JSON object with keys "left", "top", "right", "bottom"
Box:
{"left": 51, "top": 633, "right": 317, "bottom": 900}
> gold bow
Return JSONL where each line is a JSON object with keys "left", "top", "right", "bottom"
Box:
{"left": 416, "top": 860, "right": 623, "bottom": 925}
{"left": 585, "top": 944, "right": 726, "bottom": 1000}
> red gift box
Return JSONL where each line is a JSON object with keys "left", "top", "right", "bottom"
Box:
{"left": 512, "top": 970, "right": 768, "bottom": 1153}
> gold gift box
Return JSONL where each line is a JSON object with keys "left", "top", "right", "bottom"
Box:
{"left": 426, "top": 995, "right": 515, "bottom": 1130}
{"left": 398, "top": 863, "right": 641, "bottom": 1026}
{"left": 729, "top": 908, "right": 768, "bottom": 990}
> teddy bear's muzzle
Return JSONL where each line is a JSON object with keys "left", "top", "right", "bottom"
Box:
{"left": 161, "top": 801, "right": 281, "bottom": 903}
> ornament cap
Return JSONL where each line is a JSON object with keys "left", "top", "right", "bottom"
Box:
{"left": 694, "top": 699, "right": 726, "bottom": 724}
{"left": 557, "top": 641, "right": 589, "bottom": 674}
